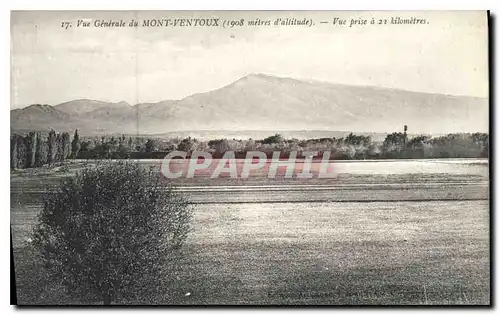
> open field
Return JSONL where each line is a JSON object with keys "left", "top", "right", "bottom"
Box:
{"left": 11, "top": 159, "right": 490, "bottom": 305}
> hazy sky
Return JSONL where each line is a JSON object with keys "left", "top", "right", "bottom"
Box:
{"left": 11, "top": 10, "right": 488, "bottom": 109}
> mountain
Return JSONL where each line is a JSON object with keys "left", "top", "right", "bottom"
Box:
{"left": 11, "top": 104, "right": 71, "bottom": 121}
{"left": 10, "top": 104, "right": 74, "bottom": 133}
{"left": 54, "top": 99, "right": 131, "bottom": 116}
{"left": 10, "top": 74, "right": 489, "bottom": 136}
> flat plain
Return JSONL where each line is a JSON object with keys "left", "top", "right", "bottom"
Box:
{"left": 11, "top": 159, "right": 490, "bottom": 305}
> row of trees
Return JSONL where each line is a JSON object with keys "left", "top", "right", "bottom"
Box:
{"left": 11, "top": 128, "right": 489, "bottom": 168}
{"left": 11, "top": 129, "right": 80, "bottom": 169}
{"left": 77, "top": 132, "right": 489, "bottom": 160}
{"left": 166, "top": 131, "right": 488, "bottom": 160}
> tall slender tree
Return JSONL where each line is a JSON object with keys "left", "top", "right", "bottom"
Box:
{"left": 11, "top": 135, "right": 18, "bottom": 169}
{"left": 61, "top": 132, "right": 71, "bottom": 160}
{"left": 25, "top": 132, "right": 38, "bottom": 168}
{"left": 16, "top": 135, "right": 28, "bottom": 168}
{"left": 403, "top": 125, "right": 408, "bottom": 148}
{"left": 47, "top": 129, "right": 57, "bottom": 166}
{"left": 34, "top": 132, "right": 44, "bottom": 167}
{"left": 71, "top": 129, "right": 81, "bottom": 159}
{"left": 36, "top": 133, "right": 49, "bottom": 167}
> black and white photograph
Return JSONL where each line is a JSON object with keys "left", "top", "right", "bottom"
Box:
{"left": 10, "top": 10, "right": 490, "bottom": 306}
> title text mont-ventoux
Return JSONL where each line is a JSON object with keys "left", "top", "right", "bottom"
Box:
{"left": 62, "top": 16, "right": 426, "bottom": 29}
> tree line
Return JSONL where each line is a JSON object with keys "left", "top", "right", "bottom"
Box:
{"left": 74, "top": 131, "right": 490, "bottom": 160}
{"left": 11, "top": 127, "right": 489, "bottom": 169}
{"left": 10, "top": 129, "right": 81, "bottom": 169}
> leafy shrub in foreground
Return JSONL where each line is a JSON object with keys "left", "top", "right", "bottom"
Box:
{"left": 32, "top": 161, "right": 193, "bottom": 304}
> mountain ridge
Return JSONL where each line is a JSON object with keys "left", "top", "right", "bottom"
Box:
{"left": 11, "top": 73, "right": 489, "bottom": 136}
{"left": 12, "top": 73, "right": 489, "bottom": 110}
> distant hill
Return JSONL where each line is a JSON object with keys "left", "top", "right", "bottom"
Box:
{"left": 10, "top": 104, "right": 73, "bottom": 131}
{"left": 54, "top": 100, "right": 131, "bottom": 116}
{"left": 11, "top": 73, "right": 489, "bottom": 137}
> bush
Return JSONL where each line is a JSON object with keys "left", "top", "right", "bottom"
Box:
{"left": 261, "top": 133, "right": 284, "bottom": 145}
{"left": 32, "top": 161, "right": 193, "bottom": 304}
{"left": 177, "top": 137, "right": 198, "bottom": 153}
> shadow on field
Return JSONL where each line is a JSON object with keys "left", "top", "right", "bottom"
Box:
{"left": 174, "top": 243, "right": 489, "bottom": 305}
{"left": 13, "top": 240, "right": 490, "bottom": 305}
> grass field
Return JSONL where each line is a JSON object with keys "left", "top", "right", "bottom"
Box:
{"left": 11, "top": 159, "right": 490, "bottom": 305}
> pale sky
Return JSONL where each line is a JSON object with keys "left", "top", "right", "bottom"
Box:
{"left": 11, "top": 10, "right": 488, "bottom": 109}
